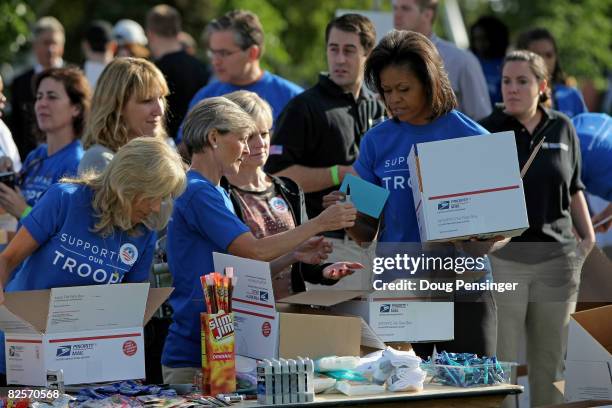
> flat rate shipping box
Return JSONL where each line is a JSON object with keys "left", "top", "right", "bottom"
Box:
{"left": 0, "top": 283, "right": 171, "bottom": 386}
{"left": 407, "top": 131, "right": 529, "bottom": 242}
{"left": 565, "top": 305, "right": 612, "bottom": 402}
{"left": 213, "top": 253, "right": 453, "bottom": 358}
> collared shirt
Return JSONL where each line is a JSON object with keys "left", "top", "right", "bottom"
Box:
{"left": 431, "top": 35, "right": 492, "bottom": 121}
{"left": 480, "top": 107, "right": 584, "bottom": 244}
{"left": 265, "top": 73, "right": 386, "bottom": 220}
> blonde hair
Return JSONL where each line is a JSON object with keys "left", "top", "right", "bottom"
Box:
{"left": 224, "top": 90, "right": 273, "bottom": 130}
{"left": 64, "top": 137, "right": 186, "bottom": 236}
{"left": 182, "top": 96, "right": 257, "bottom": 155}
{"left": 82, "top": 57, "right": 169, "bottom": 152}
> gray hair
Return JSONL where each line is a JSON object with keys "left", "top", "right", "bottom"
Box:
{"left": 33, "top": 16, "right": 65, "bottom": 40}
{"left": 204, "top": 10, "right": 264, "bottom": 55}
{"left": 224, "top": 90, "right": 272, "bottom": 129}
{"left": 183, "top": 96, "right": 257, "bottom": 155}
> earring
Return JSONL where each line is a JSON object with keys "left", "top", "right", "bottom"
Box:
{"left": 212, "top": 144, "right": 218, "bottom": 149}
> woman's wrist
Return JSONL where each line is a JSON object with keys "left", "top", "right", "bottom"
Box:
{"left": 19, "top": 205, "right": 32, "bottom": 219}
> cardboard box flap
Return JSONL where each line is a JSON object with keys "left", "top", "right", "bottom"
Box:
{"left": 0, "top": 305, "right": 40, "bottom": 334}
{"left": 1, "top": 289, "right": 50, "bottom": 333}
{"left": 359, "top": 317, "right": 386, "bottom": 350}
{"left": 570, "top": 305, "right": 612, "bottom": 356}
{"left": 278, "top": 290, "right": 365, "bottom": 307}
{"left": 45, "top": 283, "right": 150, "bottom": 334}
{"left": 417, "top": 131, "right": 520, "bottom": 196}
{"left": 278, "top": 312, "right": 361, "bottom": 359}
{"left": 144, "top": 287, "right": 173, "bottom": 325}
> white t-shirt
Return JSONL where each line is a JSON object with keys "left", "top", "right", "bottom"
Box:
{"left": 0, "top": 119, "right": 22, "bottom": 172}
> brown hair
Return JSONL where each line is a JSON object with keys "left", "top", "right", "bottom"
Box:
{"left": 502, "top": 50, "right": 549, "bottom": 103}
{"left": 205, "top": 10, "right": 265, "bottom": 56}
{"left": 82, "top": 57, "right": 169, "bottom": 151}
{"left": 34, "top": 66, "right": 91, "bottom": 136}
{"left": 146, "top": 4, "right": 181, "bottom": 38}
{"left": 516, "top": 27, "right": 565, "bottom": 85}
{"left": 325, "top": 14, "right": 377, "bottom": 54}
{"left": 364, "top": 30, "right": 456, "bottom": 121}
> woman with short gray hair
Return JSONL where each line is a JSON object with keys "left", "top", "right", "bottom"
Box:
{"left": 162, "top": 96, "right": 358, "bottom": 383}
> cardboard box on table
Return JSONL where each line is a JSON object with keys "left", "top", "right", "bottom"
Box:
{"left": 0, "top": 283, "right": 171, "bottom": 386}
{"left": 407, "top": 131, "right": 529, "bottom": 242}
{"left": 213, "top": 253, "right": 454, "bottom": 359}
{"left": 564, "top": 305, "right": 612, "bottom": 401}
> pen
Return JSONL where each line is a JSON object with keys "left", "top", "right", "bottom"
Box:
{"left": 344, "top": 185, "right": 351, "bottom": 205}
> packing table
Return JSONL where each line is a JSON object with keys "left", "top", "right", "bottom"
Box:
{"left": 232, "top": 383, "right": 523, "bottom": 407}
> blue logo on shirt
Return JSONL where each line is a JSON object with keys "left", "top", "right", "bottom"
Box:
{"left": 56, "top": 345, "right": 71, "bottom": 357}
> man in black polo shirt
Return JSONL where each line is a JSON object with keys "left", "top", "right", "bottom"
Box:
{"left": 146, "top": 5, "right": 210, "bottom": 142}
{"left": 265, "top": 14, "right": 385, "bottom": 289}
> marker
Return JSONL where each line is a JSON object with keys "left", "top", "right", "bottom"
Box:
{"left": 344, "top": 185, "right": 351, "bottom": 205}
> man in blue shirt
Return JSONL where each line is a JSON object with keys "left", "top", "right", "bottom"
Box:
{"left": 176, "top": 10, "right": 302, "bottom": 144}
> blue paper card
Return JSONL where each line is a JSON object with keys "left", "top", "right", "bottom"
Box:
{"left": 340, "top": 174, "right": 389, "bottom": 218}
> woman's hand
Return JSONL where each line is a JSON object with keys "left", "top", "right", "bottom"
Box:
{"left": 322, "top": 262, "right": 364, "bottom": 280}
{"left": 314, "top": 202, "right": 357, "bottom": 232}
{"left": 0, "top": 157, "right": 13, "bottom": 172}
{"left": 0, "top": 184, "right": 28, "bottom": 218}
{"left": 453, "top": 235, "right": 508, "bottom": 257}
{"left": 293, "top": 236, "right": 333, "bottom": 265}
{"left": 577, "top": 237, "right": 595, "bottom": 259}
{"left": 322, "top": 191, "right": 345, "bottom": 209}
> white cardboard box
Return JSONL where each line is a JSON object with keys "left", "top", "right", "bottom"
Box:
{"left": 330, "top": 293, "right": 454, "bottom": 343}
{"left": 213, "top": 253, "right": 453, "bottom": 358}
{"left": 0, "top": 283, "right": 171, "bottom": 386}
{"left": 213, "top": 253, "right": 387, "bottom": 361}
{"left": 407, "top": 131, "right": 529, "bottom": 242}
{"left": 565, "top": 305, "right": 612, "bottom": 401}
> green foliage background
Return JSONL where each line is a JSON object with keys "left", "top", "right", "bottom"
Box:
{"left": 2, "top": 0, "right": 611, "bottom": 89}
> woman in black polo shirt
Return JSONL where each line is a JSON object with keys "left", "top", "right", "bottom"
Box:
{"left": 479, "top": 50, "right": 595, "bottom": 408}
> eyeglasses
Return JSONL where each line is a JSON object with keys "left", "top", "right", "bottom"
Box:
{"left": 206, "top": 48, "right": 244, "bottom": 59}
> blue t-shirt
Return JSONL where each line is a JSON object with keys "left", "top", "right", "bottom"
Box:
{"left": 1, "top": 183, "right": 155, "bottom": 372}
{"left": 477, "top": 57, "right": 503, "bottom": 106}
{"left": 572, "top": 113, "right": 612, "bottom": 201}
{"left": 354, "top": 110, "right": 490, "bottom": 243}
{"left": 19, "top": 140, "right": 83, "bottom": 208}
{"left": 554, "top": 84, "right": 587, "bottom": 118}
{"left": 162, "top": 170, "right": 249, "bottom": 368}
{"left": 176, "top": 71, "right": 303, "bottom": 142}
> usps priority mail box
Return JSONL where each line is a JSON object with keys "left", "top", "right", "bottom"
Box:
{"left": 565, "top": 305, "right": 612, "bottom": 401}
{"left": 0, "top": 283, "right": 171, "bottom": 385}
{"left": 331, "top": 291, "right": 453, "bottom": 342}
{"left": 213, "top": 253, "right": 384, "bottom": 361}
{"left": 407, "top": 131, "right": 529, "bottom": 242}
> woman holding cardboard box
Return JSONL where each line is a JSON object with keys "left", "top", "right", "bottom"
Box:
{"left": 479, "top": 50, "right": 594, "bottom": 407}
{"left": 0, "top": 137, "right": 187, "bottom": 384}
{"left": 162, "top": 96, "right": 357, "bottom": 383}
{"left": 325, "top": 30, "right": 505, "bottom": 358}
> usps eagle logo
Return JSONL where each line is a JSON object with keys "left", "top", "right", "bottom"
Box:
{"left": 119, "top": 243, "right": 138, "bottom": 266}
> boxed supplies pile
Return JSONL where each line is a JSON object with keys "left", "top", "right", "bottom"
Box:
{"left": 565, "top": 305, "right": 612, "bottom": 401}
{"left": 407, "top": 131, "right": 529, "bottom": 242}
{"left": 213, "top": 253, "right": 454, "bottom": 357}
{"left": 0, "top": 283, "right": 171, "bottom": 386}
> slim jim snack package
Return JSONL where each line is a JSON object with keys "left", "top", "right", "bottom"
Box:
{"left": 200, "top": 269, "right": 237, "bottom": 395}
{"left": 201, "top": 311, "right": 236, "bottom": 395}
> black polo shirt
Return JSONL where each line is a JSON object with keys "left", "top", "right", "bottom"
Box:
{"left": 265, "top": 74, "right": 386, "bottom": 222}
{"left": 479, "top": 106, "right": 584, "bottom": 244}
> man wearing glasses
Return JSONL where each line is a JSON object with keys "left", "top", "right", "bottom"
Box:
{"left": 176, "top": 10, "right": 302, "bottom": 143}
